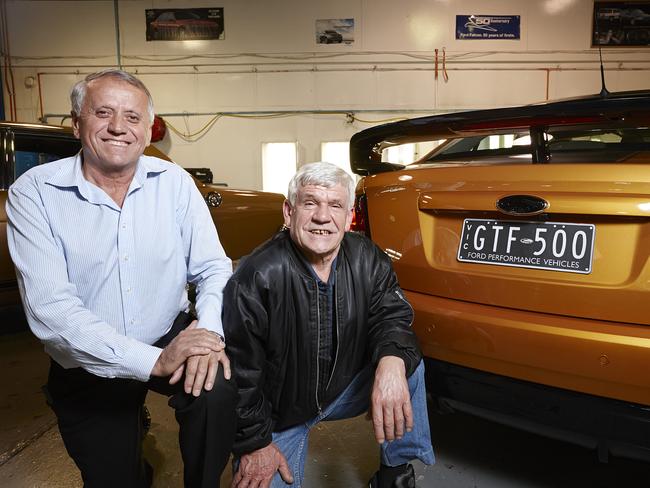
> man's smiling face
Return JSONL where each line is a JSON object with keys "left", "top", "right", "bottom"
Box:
{"left": 72, "top": 76, "right": 152, "bottom": 175}
{"left": 283, "top": 183, "right": 353, "bottom": 266}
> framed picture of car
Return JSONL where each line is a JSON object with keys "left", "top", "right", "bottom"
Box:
{"left": 592, "top": 1, "right": 650, "bottom": 46}
{"left": 315, "top": 18, "right": 354, "bottom": 44}
{"left": 146, "top": 8, "right": 224, "bottom": 41}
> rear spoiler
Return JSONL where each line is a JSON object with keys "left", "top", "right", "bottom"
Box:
{"left": 349, "top": 90, "right": 650, "bottom": 176}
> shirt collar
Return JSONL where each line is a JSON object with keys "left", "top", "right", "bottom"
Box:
{"left": 308, "top": 257, "right": 338, "bottom": 287}
{"left": 45, "top": 152, "right": 168, "bottom": 205}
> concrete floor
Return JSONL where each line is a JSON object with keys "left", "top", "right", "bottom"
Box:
{"left": 2, "top": 330, "right": 650, "bottom": 487}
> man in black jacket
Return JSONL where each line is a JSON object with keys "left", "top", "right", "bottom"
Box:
{"left": 224, "top": 162, "right": 434, "bottom": 488}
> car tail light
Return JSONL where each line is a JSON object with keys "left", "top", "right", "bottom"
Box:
{"left": 151, "top": 115, "right": 167, "bottom": 142}
{"left": 351, "top": 193, "right": 370, "bottom": 237}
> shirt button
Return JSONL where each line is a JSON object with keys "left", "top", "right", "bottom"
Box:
{"left": 124, "top": 255, "right": 129, "bottom": 261}
{"left": 121, "top": 224, "right": 127, "bottom": 229}
{"left": 130, "top": 319, "right": 136, "bottom": 325}
{"left": 126, "top": 287, "right": 132, "bottom": 293}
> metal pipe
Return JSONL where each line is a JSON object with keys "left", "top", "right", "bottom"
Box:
{"left": 21, "top": 65, "right": 650, "bottom": 77}
{"left": 8, "top": 58, "right": 650, "bottom": 70}
{"left": 41, "top": 108, "right": 447, "bottom": 124}
{"left": 545, "top": 68, "right": 550, "bottom": 101}
{"left": 113, "top": 0, "right": 122, "bottom": 69}
{"left": 37, "top": 72, "right": 44, "bottom": 120}
{"left": 7, "top": 47, "right": 650, "bottom": 59}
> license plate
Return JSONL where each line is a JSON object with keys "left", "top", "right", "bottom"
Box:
{"left": 457, "top": 219, "right": 595, "bottom": 274}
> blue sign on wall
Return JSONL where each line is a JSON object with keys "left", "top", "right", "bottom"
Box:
{"left": 456, "top": 15, "right": 520, "bottom": 40}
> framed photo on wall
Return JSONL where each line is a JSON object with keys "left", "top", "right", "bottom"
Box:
{"left": 592, "top": 2, "right": 650, "bottom": 46}
{"left": 315, "top": 19, "right": 354, "bottom": 44}
{"left": 146, "top": 8, "right": 224, "bottom": 41}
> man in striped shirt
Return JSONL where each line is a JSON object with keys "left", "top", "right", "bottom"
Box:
{"left": 6, "top": 69, "right": 236, "bottom": 487}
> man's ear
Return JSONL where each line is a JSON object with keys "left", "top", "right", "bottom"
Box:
{"left": 344, "top": 207, "right": 353, "bottom": 232}
{"left": 282, "top": 200, "right": 293, "bottom": 227}
{"left": 144, "top": 119, "right": 153, "bottom": 147}
{"left": 71, "top": 112, "right": 81, "bottom": 139}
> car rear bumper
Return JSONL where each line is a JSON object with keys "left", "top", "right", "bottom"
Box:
{"left": 406, "top": 291, "right": 650, "bottom": 406}
{"left": 425, "top": 357, "right": 650, "bottom": 463}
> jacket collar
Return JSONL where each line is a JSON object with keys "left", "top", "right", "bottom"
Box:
{"left": 281, "top": 230, "right": 346, "bottom": 280}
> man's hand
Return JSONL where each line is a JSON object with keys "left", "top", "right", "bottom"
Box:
{"left": 151, "top": 320, "right": 225, "bottom": 379}
{"left": 370, "top": 355, "right": 413, "bottom": 444}
{"left": 231, "top": 443, "right": 294, "bottom": 488}
{"left": 173, "top": 349, "right": 231, "bottom": 396}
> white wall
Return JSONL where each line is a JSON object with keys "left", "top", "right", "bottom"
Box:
{"left": 2, "top": 0, "right": 649, "bottom": 190}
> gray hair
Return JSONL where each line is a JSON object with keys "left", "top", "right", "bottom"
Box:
{"left": 287, "top": 162, "right": 355, "bottom": 209}
{"left": 70, "top": 69, "right": 155, "bottom": 123}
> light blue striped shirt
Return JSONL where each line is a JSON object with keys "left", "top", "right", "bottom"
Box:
{"left": 6, "top": 153, "right": 232, "bottom": 381}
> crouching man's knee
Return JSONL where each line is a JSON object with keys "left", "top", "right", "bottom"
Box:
{"left": 202, "top": 367, "right": 238, "bottom": 412}
{"left": 170, "top": 368, "right": 238, "bottom": 415}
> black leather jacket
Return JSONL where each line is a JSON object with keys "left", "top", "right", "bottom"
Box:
{"left": 223, "top": 231, "right": 421, "bottom": 456}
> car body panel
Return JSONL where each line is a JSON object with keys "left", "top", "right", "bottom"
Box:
{"left": 201, "top": 185, "right": 285, "bottom": 260}
{"left": 408, "top": 291, "right": 650, "bottom": 405}
{"left": 350, "top": 91, "right": 650, "bottom": 458}
{"left": 363, "top": 163, "right": 650, "bottom": 405}
{"left": 142, "top": 144, "right": 285, "bottom": 260}
{"left": 364, "top": 163, "right": 650, "bottom": 327}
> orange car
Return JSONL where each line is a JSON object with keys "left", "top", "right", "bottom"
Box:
{"left": 350, "top": 91, "right": 650, "bottom": 462}
{"left": 0, "top": 121, "right": 284, "bottom": 322}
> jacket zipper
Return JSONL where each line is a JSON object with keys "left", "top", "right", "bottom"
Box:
{"left": 314, "top": 279, "right": 322, "bottom": 414}
{"left": 325, "top": 274, "right": 339, "bottom": 392}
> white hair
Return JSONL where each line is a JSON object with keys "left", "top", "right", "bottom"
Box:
{"left": 287, "top": 162, "right": 355, "bottom": 209}
{"left": 70, "top": 69, "right": 155, "bottom": 123}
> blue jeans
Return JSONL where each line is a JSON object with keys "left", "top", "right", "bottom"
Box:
{"left": 262, "top": 360, "right": 435, "bottom": 487}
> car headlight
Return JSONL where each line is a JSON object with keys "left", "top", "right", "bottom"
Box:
{"left": 205, "top": 191, "right": 222, "bottom": 208}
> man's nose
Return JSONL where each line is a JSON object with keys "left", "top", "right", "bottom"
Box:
{"left": 107, "top": 114, "right": 126, "bottom": 134}
{"left": 312, "top": 204, "right": 332, "bottom": 222}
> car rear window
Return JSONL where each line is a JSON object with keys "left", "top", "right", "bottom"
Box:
{"left": 425, "top": 125, "right": 650, "bottom": 164}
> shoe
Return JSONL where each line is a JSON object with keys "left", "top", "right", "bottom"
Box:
{"left": 368, "top": 463, "right": 415, "bottom": 488}
{"left": 369, "top": 471, "right": 379, "bottom": 488}
{"left": 393, "top": 464, "right": 416, "bottom": 488}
